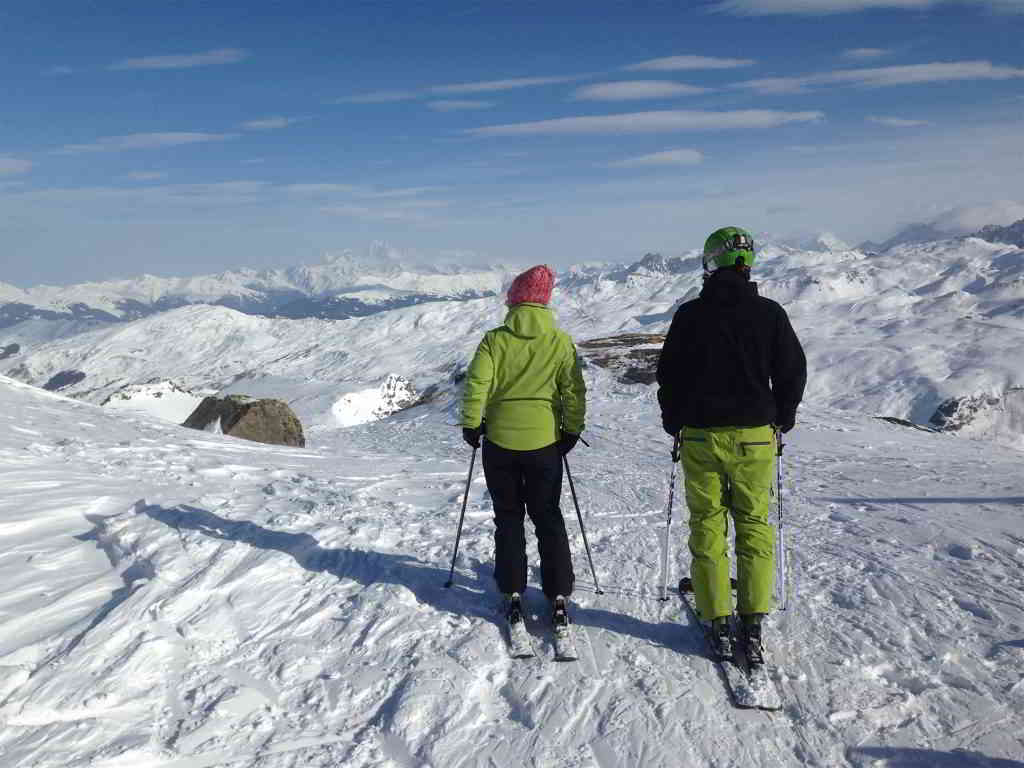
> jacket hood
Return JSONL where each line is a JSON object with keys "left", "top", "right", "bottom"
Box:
{"left": 700, "top": 269, "right": 759, "bottom": 304}
{"left": 504, "top": 303, "right": 555, "bottom": 339}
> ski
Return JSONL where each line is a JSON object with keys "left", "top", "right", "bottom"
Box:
{"left": 551, "top": 596, "right": 579, "bottom": 662}
{"left": 503, "top": 594, "right": 535, "bottom": 659}
{"left": 678, "top": 578, "right": 782, "bottom": 711}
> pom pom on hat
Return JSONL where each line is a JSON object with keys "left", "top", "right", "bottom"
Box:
{"left": 506, "top": 264, "right": 555, "bottom": 306}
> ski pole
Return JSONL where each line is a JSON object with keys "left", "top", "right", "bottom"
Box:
{"left": 659, "top": 436, "right": 680, "bottom": 601}
{"left": 443, "top": 445, "right": 477, "bottom": 588}
{"left": 562, "top": 456, "right": 604, "bottom": 595}
{"left": 775, "top": 430, "right": 788, "bottom": 611}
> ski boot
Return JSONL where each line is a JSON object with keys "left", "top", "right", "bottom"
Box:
{"left": 739, "top": 613, "right": 766, "bottom": 667}
{"left": 504, "top": 592, "right": 525, "bottom": 626}
{"left": 709, "top": 616, "right": 734, "bottom": 662}
{"left": 552, "top": 595, "right": 571, "bottom": 631}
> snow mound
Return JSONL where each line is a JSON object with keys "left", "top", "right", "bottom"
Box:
{"left": 101, "top": 380, "right": 205, "bottom": 423}
{"left": 331, "top": 374, "right": 419, "bottom": 426}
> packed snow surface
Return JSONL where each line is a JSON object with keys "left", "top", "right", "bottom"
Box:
{"left": 1, "top": 367, "right": 1023, "bottom": 767}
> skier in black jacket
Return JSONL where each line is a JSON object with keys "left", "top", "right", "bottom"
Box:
{"left": 657, "top": 226, "right": 806, "bottom": 665}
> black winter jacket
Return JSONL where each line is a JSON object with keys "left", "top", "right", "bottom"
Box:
{"left": 656, "top": 269, "right": 806, "bottom": 434}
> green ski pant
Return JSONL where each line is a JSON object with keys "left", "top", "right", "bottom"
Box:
{"left": 680, "top": 425, "right": 777, "bottom": 621}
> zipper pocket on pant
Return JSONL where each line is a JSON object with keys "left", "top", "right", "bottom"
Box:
{"left": 739, "top": 441, "right": 771, "bottom": 455}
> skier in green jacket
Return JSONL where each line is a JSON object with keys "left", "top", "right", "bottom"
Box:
{"left": 461, "top": 264, "right": 587, "bottom": 628}
{"left": 657, "top": 227, "right": 806, "bottom": 667}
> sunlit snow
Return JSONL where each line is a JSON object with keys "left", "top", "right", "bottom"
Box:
{"left": 0, "top": 238, "right": 1022, "bottom": 767}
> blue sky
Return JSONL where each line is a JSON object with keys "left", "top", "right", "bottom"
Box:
{"left": 2, "top": 0, "right": 1023, "bottom": 286}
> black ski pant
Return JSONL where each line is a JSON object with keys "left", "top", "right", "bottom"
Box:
{"left": 482, "top": 439, "right": 574, "bottom": 599}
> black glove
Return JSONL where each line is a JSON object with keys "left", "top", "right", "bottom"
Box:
{"left": 558, "top": 432, "right": 580, "bottom": 455}
{"left": 778, "top": 419, "right": 795, "bottom": 434}
{"left": 662, "top": 421, "right": 681, "bottom": 438}
{"left": 462, "top": 425, "right": 482, "bottom": 448}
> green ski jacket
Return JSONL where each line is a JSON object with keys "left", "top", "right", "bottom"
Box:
{"left": 461, "top": 303, "right": 586, "bottom": 451}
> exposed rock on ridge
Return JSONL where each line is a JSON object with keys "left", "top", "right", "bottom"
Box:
{"left": 183, "top": 395, "right": 306, "bottom": 447}
{"left": 578, "top": 334, "right": 665, "bottom": 385}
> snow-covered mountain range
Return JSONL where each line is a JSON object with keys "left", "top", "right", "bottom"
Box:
{"left": 2, "top": 231, "right": 1022, "bottom": 448}
{"left": 0, "top": 246, "right": 506, "bottom": 329}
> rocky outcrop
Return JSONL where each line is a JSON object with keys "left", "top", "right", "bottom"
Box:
{"left": 928, "top": 388, "right": 1024, "bottom": 451}
{"left": 973, "top": 218, "right": 1024, "bottom": 248}
{"left": 0, "top": 343, "right": 19, "bottom": 360}
{"left": 578, "top": 334, "right": 665, "bottom": 385}
{"left": 43, "top": 370, "right": 86, "bottom": 391}
{"left": 929, "top": 388, "right": 1024, "bottom": 433}
{"left": 183, "top": 395, "right": 305, "bottom": 447}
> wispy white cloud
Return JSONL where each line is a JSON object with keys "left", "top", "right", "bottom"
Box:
{"left": 109, "top": 48, "right": 250, "bottom": 71}
{"left": 44, "top": 65, "right": 74, "bottom": 76}
{"left": 320, "top": 202, "right": 445, "bottom": 222}
{"left": 467, "top": 109, "right": 823, "bottom": 136}
{"left": 430, "top": 75, "right": 583, "bottom": 95}
{"left": 240, "top": 116, "right": 306, "bottom": 131}
{"left": 427, "top": 100, "right": 495, "bottom": 111}
{"left": 340, "top": 90, "right": 420, "bottom": 104}
{"left": 608, "top": 148, "right": 704, "bottom": 168}
{"left": 283, "top": 183, "right": 447, "bottom": 199}
{"left": 342, "top": 76, "right": 581, "bottom": 106}
{"left": 867, "top": 115, "right": 931, "bottom": 127}
{"left": 56, "top": 132, "right": 237, "bottom": 154}
{"left": 122, "top": 171, "right": 169, "bottom": 181}
{"left": 712, "top": 0, "right": 1024, "bottom": 14}
{"left": 625, "top": 55, "right": 755, "bottom": 71}
{"left": 842, "top": 48, "right": 891, "bottom": 60}
{"left": 10, "top": 181, "right": 274, "bottom": 208}
{"left": 364, "top": 186, "right": 449, "bottom": 198}
{"left": 0, "top": 157, "right": 33, "bottom": 175}
{"left": 573, "top": 81, "right": 708, "bottom": 101}
{"left": 736, "top": 60, "right": 1024, "bottom": 93}
{"left": 284, "top": 183, "right": 364, "bottom": 196}
{"left": 938, "top": 199, "right": 1024, "bottom": 231}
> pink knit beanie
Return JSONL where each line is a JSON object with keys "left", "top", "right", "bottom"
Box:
{"left": 506, "top": 264, "right": 555, "bottom": 306}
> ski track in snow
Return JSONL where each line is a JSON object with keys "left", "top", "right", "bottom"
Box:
{"left": 1, "top": 376, "right": 1023, "bottom": 767}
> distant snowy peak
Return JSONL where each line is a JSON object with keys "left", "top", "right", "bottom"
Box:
{"left": 0, "top": 254, "right": 507, "bottom": 328}
{"left": 776, "top": 232, "right": 853, "bottom": 253}
{"left": 857, "top": 222, "right": 952, "bottom": 253}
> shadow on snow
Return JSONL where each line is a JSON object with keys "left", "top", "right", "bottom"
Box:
{"left": 821, "top": 497, "right": 1024, "bottom": 505}
{"left": 847, "top": 746, "right": 1024, "bottom": 767}
{"left": 139, "top": 502, "right": 499, "bottom": 624}
{"left": 137, "top": 503, "right": 701, "bottom": 658}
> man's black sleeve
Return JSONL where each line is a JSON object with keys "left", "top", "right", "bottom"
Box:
{"left": 771, "top": 307, "right": 807, "bottom": 427}
{"left": 657, "top": 310, "right": 687, "bottom": 436}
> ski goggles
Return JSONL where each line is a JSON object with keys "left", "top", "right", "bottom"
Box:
{"left": 725, "top": 232, "right": 754, "bottom": 252}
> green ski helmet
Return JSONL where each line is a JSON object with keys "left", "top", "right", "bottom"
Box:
{"left": 703, "top": 226, "right": 756, "bottom": 276}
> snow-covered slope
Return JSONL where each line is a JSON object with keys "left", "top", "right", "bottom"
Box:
{"left": 4, "top": 237, "right": 1023, "bottom": 447}
{"left": 2, "top": 364, "right": 1023, "bottom": 767}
